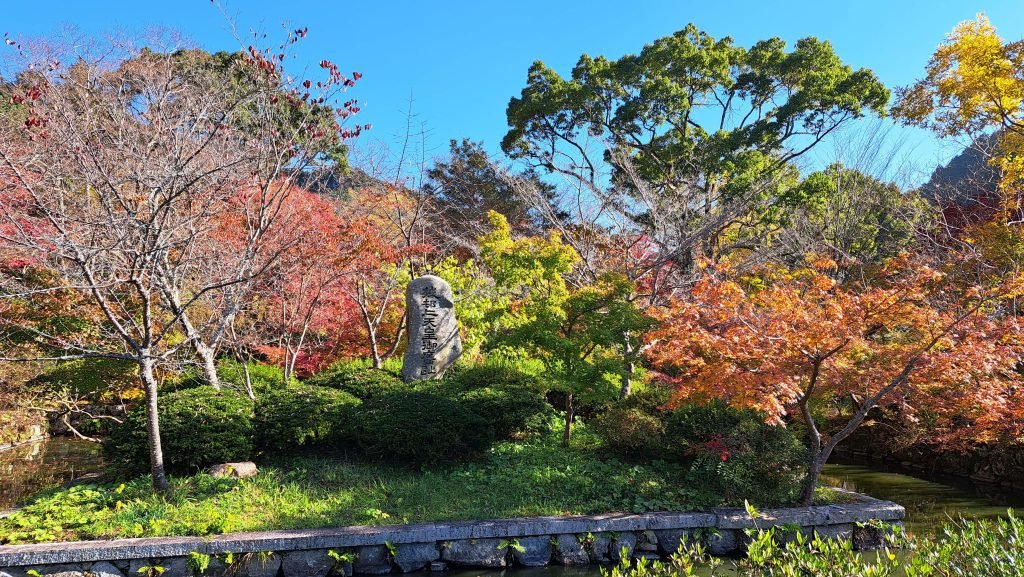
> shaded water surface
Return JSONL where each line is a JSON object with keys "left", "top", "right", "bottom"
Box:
{"left": 0, "top": 437, "right": 103, "bottom": 510}
{"left": 821, "top": 462, "right": 1024, "bottom": 537}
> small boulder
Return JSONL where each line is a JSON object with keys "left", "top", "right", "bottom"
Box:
{"left": 512, "top": 536, "right": 552, "bottom": 567}
{"left": 0, "top": 568, "right": 28, "bottom": 577}
{"left": 708, "top": 529, "right": 739, "bottom": 556}
{"left": 552, "top": 535, "right": 589, "bottom": 566}
{"left": 281, "top": 550, "right": 333, "bottom": 577}
{"left": 392, "top": 543, "right": 439, "bottom": 573}
{"left": 354, "top": 545, "right": 392, "bottom": 575}
{"left": 442, "top": 538, "right": 507, "bottom": 568}
{"left": 238, "top": 554, "right": 281, "bottom": 577}
{"left": 86, "top": 561, "right": 124, "bottom": 577}
{"left": 609, "top": 533, "right": 637, "bottom": 561}
{"left": 206, "top": 462, "right": 258, "bottom": 479}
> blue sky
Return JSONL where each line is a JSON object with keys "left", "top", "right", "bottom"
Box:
{"left": 4, "top": 1, "right": 1024, "bottom": 185}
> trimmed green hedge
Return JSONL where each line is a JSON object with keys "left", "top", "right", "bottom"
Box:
{"left": 254, "top": 385, "right": 360, "bottom": 451}
{"left": 104, "top": 387, "right": 254, "bottom": 474}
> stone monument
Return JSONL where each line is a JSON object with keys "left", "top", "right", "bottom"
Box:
{"left": 402, "top": 275, "right": 462, "bottom": 382}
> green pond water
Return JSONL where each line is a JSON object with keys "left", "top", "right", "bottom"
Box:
{"left": 0, "top": 437, "right": 103, "bottom": 511}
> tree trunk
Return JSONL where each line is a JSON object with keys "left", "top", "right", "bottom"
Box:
{"left": 562, "top": 393, "right": 574, "bottom": 448}
{"left": 198, "top": 344, "right": 221, "bottom": 390}
{"left": 140, "top": 356, "right": 169, "bottom": 492}
{"left": 621, "top": 331, "right": 635, "bottom": 399}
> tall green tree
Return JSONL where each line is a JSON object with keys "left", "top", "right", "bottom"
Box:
{"left": 502, "top": 24, "right": 889, "bottom": 269}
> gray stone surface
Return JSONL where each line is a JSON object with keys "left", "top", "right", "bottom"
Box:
{"left": 441, "top": 539, "right": 506, "bottom": 568}
{"left": 708, "top": 530, "right": 739, "bottom": 556}
{"left": 281, "top": 550, "right": 333, "bottom": 577}
{"left": 127, "top": 561, "right": 153, "bottom": 577}
{"left": 153, "top": 558, "right": 189, "bottom": 577}
{"left": 653, "top": 529, "right": 689, "bottom": 555}
{"left": 392, "top": 542, "right": 439, "bottom": 573}
{"left": 26, "top": 566, "right": 83, "bottom": 577}
{"left": 636, "top": 530, "right": 658, "bottom": 552}
{"left": 587, "top": 534, "right": 611, "bottom": 564}
{"left": 511, "top": 537, "right": 551, "bottom": 567}
{"left": 812, "top": 523, "right": 854, "bottom": 541}
{"left": 0, "top": 567, "right": 28, "bottom": 577}
{"left": 85, "top": 561, "right": 124, "bottom": 577}
{"left": 353, "top": 545, "right": 391, "bottom": 575}
{"left": 238, "top": 554, "right": 281, "bottom": 577}
{"left": 402, "top": 275, "right": 462, "bottom": 382}
{"left": 551, "top": 535, "right": 588, "bottom": 566}
{"left": 206, "top": 463, "right": 258, "bottom": 480}
{"left": 428, "top": 561, "right": 446, "bottom": 572}
{"left": 608, "top": 533, "right": 636, "bottom": 562}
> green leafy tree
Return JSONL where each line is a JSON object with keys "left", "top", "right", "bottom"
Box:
{"left": 479, "top": 212, "right": 652, "bottom": 446}
{"left": 502, "top": 24, "right": 889, "bottom": 268}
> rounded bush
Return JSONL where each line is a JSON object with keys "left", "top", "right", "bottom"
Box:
{"left": 442, "top": 364, "right": 544, "bottom": 392}
{"left": 104, "top": 387, "right": 254, "bottom": 474}
{"left": 351, "top": 391, "right": 493, "bottom": 464}
{"left": 306, "top": 362, "right": 404, "bottom": 400}
{"left": 456, "top": 386, "right": 555, "bottom": 440}
{"left": 664, "top": 400, "right": 807, "bottom": 506}
{"left": 254, "top": 385, "right": 360, "bottom": 451}
{"left": 593, "top": 406, "right": 666, "bottom": 457}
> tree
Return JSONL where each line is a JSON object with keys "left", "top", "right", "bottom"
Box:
{"left": 479, "top": 211, "right": 652, "bottom": 446}
{"left": 647, "top": 255, "right": 1021, "bottom": 505}
{"left": 424, "top": 139, "right": 558, "bottom": 244}
{"left": 774, "top": 163, "right": 928, "bottom": 268}
{"left": 0, "top": 28, "right": 363, "bottom": 490}
{"left": 894, "top": 14, "right": 1023, "bottom": 215}
{"left": 502, "top": 24, "right": 889, "bottom": 271}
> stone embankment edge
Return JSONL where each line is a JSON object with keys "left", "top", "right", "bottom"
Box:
{"left": 0, "top": 497, "right": 904, "bottom": 570}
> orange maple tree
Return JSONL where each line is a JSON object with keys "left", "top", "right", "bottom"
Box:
{"left": 647, "top": 254, "right": 1023, "bottom": 504}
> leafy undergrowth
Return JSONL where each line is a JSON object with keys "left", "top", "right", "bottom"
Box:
{"left": 0, "top": 432, "right": 836, "bottom": 544}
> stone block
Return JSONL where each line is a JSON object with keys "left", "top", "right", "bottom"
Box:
{"left": 653, "top": 529, "right": 690, "bottom": 555}
{"left": 238, "top": 554, "right": 281, "bottom": 577}
{"left": 207, "top": 463, "right": 258, "bottom": 480}
{"left": 354, "top": 545, "right": 391, "bottom": 575}
{"left": 441, "top": 539, "right": 506, "bottom": 568}
{"left": 28, "top": 565, "right": 85, "bottom": 577}
{"left": 154, "top": 558, "right": 190, "bottom": 577}
{"left": 812, "top": 523, "right": 854, "bottom": 541}
{"left": 609, "top": 533, "right": 636, "bottom": 562}
{"left": 511, "top": 537, "right": 551, "bottom": 567}
{"left": 708, "top": 529, "right": 739, "bottom": 556}
{"left": 0, "top": 568, "right": 28, "bottom": 577}
{"left": 551, "top": 535, "right": 588, "bottom": 566}
{"left": 281, "top": 550, "right": 333, "bottom": 577}
{"left": 428, "top": 562, "right": 446, "bottom": 572}
{"left": 637, "top": 530, "right": 658, "bottom": 552}
{"left": 587, "top": 533, "right": 612, "bottom": 564}
{"left": 85, "top": 562, "right": 124, "bottom": 577}
{"left": 391, "top": 543, "right": 438, "bottom": 573}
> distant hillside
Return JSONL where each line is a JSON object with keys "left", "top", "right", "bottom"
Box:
{"left": 919, "top": 133, "right": 1001, "bottom": 206}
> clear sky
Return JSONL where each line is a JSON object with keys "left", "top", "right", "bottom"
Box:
{"left": 4, "top": 1, "right": 1024, "bottom": 185}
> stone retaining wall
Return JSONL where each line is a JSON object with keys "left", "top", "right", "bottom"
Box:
{"left": 0, "top": 497, "right": 904, "bottom": 577}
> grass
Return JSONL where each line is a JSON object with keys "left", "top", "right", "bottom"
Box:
{"left": 0, "top": 430, "right": 841, "bottom": 545}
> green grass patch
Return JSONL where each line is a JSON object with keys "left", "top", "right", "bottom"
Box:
{"left": 0, "top": 430, "right": 841, "bottom": 545}
{"left": 0, "top": 431, "right": 695, "bottom": 544}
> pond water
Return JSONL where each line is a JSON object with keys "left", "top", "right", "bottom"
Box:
{"left": 0, "top": 437, "right": 103, "bottom": 511}
{"left": 820, "top": 462, "right": 1024, "bottom": 538}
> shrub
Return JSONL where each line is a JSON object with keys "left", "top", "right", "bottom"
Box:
{"left": 104, "top": 387, "right": 254, "bottom": 474}
{"left": 351, "top": 391, "right": 493, "bottom": 464}
{"left": 253, "top": 385, "right": 360, "bottom": 451}
{"left": 441, "top": 364, "right": 545, "bottom": 392}
{"left": 306, "top": 360, "right": 404, "bottom": 400}
{"left": 593, "top": 406, "right": 665, "bottom": 457}
{"left": 664, "top": 400, "right": 807, "bottom": 506}
{"left": 166, "top": 360, "right": 294, "bottom": 396}
{"left": 424, "top": 364, "right": 554, "bottom": 439}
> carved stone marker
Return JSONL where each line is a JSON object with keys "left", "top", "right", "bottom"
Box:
{"left": 402, "top": 275, "right": 462, "bottom": 382}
